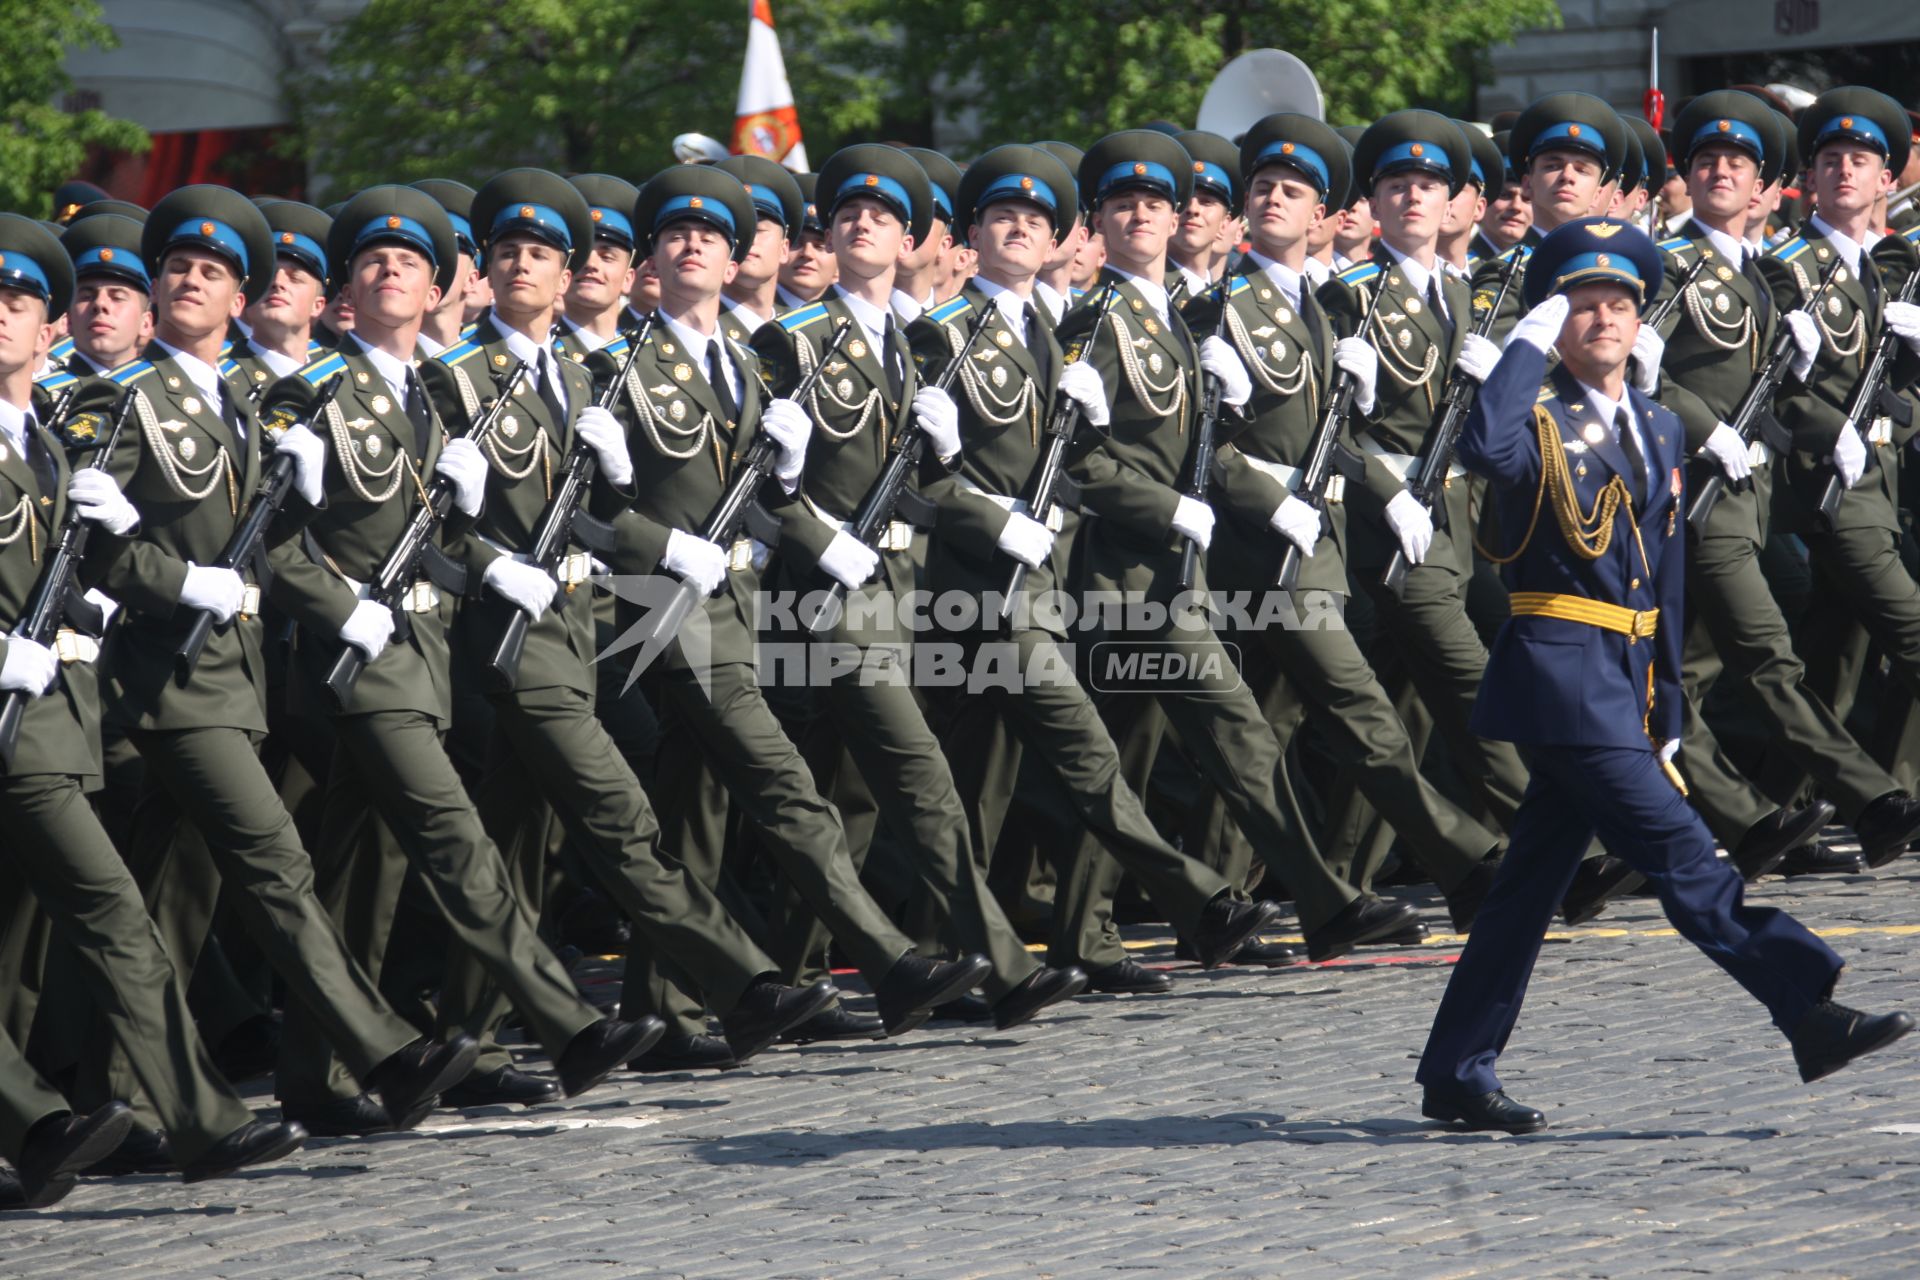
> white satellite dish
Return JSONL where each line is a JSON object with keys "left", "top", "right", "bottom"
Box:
{"left": 1198, "top": 49, "right": 1325, "bottom": 141}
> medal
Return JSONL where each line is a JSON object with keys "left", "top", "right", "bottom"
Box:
{"left": 847, "top": 339, "right": 867, "bottom": 359}
{"left": 1147, "top": 352, "right": 1163, "bottom": 374}
{"left": 180, "top": 436, "right": 197, "bottom": 460}
{"left": 668, "top": 400, "right": 686, "bottom": 421}
{"left": 995, "top": 330, "right": 1013, "bottom": 347}
{"left": 182, "top": 396, "right": 201, "bottom": 416}
{"left": 991, "top": 365, "right": 1008, "bottom": 387}
{"left": 1582, "top": 422, "right": 1607, "bottom": 445}
{"left": 837, "top": 378, "right": 854, "bottom": 399}
{"left": 674, "top": 363, "right": 692, "bottom": 381}
{"left": 372, "top": 395, "right": 391, "bottom": 415}
{"left": 1275, "top": 308, "right": 1292, "bottom": 326}
{"left": 1405, "top": 296, "right": 1422, "bottom": 314}
{"left": 366, "top": 436, "right": 382, "bottom": 458}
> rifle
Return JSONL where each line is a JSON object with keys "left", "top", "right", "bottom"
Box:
{"left": 483, "top": 322, "right": 653, "bottom": 691}
{"left": 1276, "top": 281, "right": 1385, "bottom": 590}
{"left": 0, "top": 388, "right": 134, "bottom": 766}
{"left": 1813, "top": 256, "right": 1920, "bottom": 531}
{"left": 803, "top": 304, "right": 993, "bottom": 633}
{"left": 1686, "top": 256, "right": 1843, "bottom": 536}
{"left": 1380, "top": 248, "right": 1524, "bottom": 597}
{"left": 1000, "top": 283, "right": 1122, "bottom": 623}
{"left": 1176, "top": 284, "right": 1231, "bottom": 591}
{"left": 634, "top": 319, "right": 855, "bottom": 668}
{"left": 322, "top": 359, "right": 530, "bottom": 709}
{"left": 174, "top": 374, "right": 344, "bottom": 682}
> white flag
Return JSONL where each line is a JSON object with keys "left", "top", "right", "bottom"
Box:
{"left": 732, "top": 0, "right": 808, "bottom": 172}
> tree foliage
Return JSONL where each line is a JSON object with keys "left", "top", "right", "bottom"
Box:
{"left": 0, "top": 0, "right": 148, "bottom": 217}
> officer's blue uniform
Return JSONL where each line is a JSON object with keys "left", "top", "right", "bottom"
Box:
{"left": 1417, "top": 222, "right": 1845, "bottom": 1101}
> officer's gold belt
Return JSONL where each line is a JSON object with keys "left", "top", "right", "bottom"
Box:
{"left": 1508, "top": 592, "right": 1658, "bottom": 642}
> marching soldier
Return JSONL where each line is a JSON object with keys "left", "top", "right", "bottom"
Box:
{"left": 774, "top": 174, "right": 834, "bottom": 309}
{"left": 1417, "top": 218, "right": 1909, "bottom": 1133}
{"left": 1471, "top": 131, "right": 1531, "bottom": 262}
{"left": 1166, "top": 130, "right": 1241, "bottom": 305}
{"left": 54, "top": 213, "right": 150, "bottom": 377}
{"left": 226, "top": 200, "right": 333, "bottom": 394}
{"left": 410, "top": 179, "right": 482, "bottom": 356}
{"left": 1440, "top": 123, "right": 1504, "bottom": 274}
{"left": 896, "top": 148, "right": 963, "bottom": 320}
{"left": 1032, "top": 141, "right": 1089, "bottom": 325}
{"left": 553, "top": 173, "right": 642, "bottom": 361}
{"left": 715, "top": 155, "right": 805, "bottom": 334}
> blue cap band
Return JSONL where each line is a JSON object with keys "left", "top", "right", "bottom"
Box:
{"left": 587, "top": 206, "right": 635, "bottom": 247}
{"left": 929, "top": 187, "right": 953, "bottom": 221}
{"left": 831, "top": 172, "right": 913, "bottom": 223}
{"left": 1251, "top": 141, "right": 1332, "bottom": 195}
{"left": 1096, "top": 160, "right": 1177, "bottom": 201}
{"left": 1468, "top": 157, "right": 1487, "bottom": 187}
{"left": 1548, "top": 250, "right": 1646, "bottom": 298}
{"left": 1531, "top": 121, "right": 1608, "bottom": 160}
{"left": 272, "top": 230, "right": 328, "bottom": 279}
{"left": 1374, "top": 140, "right": 1454, "bottom": 179}
{"left": 1689, "top": 117, "right": 1765, "bottom": 162}
{"left": 72, "top": 245, "right": 148, "bottom": 289}
{"left": 352, "top": 214, "right": 437, "bottom": 267}
{"left": 165, "top": 216, "right": 249, "bottom": 275}
{"left": 1814, "top": 112, "right": 1889, "bottom": 156}
{"left": 488, "top": 202, "right": 572, "bottom": 251}
{"left": 0, "top": 251, "right": 52, "bottom": 302}
{"left": 1191, "top": 161, "right": 1234, "bottom": 201}
{"left": 976, "top": 172, "right": 1058, "bottom": 214}
{"left": 745, "top": 184, "right": 788, "bottom": 226}
{"left": 654, "top": 193, "right": 737, "bottom": 241}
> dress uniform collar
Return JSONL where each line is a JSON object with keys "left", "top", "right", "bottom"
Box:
{"left": 1692, "top": 216, "right": 1750, "bottom": 269}
{"left": 1032, "top": 280, "right": 1069, "bottom": 326}
{"left": 498, "top": 322, "right": 552, "bottom": 372}
{"left": 253, "top": 343, "right": 307, "bottom": 380}
{"left": 659, "top": 308, "right": 742, "bottom": 405}
{"left": 69, "top": 348, "right": 112, "bottom": 377}
{"left": 0, "top": 395, "right": 30, "bottom": 456}
{"left": 556, "top": 314, "right": 614, "bottom": 354}
{"left": 889, "top": 286, "right": 931, "bottom": 324}
{"left": 1380, "top": 240, "right": 1449, "bottom": 319}
{"left": 1106, "top": 264, "right": 1171, "bottom": 324}
{"left": 721, "top": 295, "right": 772, "bottom": 334}
{"left": 150, "top": 336, "right": 225, "bottom": 405}
{"left": 1244, "top": 249, "right": 1304, "bottom": 310}
{"left": 346, "top": 331, "right": 412, "bottom": 402}
{"left": 1169, "top": 258, "right": 1210, "bottom": 299}
{"left": 775, "top": 283, "right": 812, "bottom": 312}
{"left": 832, "top": 284, "right": 893, "bottom": 349}
{"left": 1302, "top": 255, "right": 1332, "bottom": 288}
{"left": 1807, "top": 213, "right": 1879, "bottom": 274}
{"left": 971, "top": 275, "right": 1037, "bottom": 346}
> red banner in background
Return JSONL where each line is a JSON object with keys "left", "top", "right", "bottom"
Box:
{"left": 81, "top": 127, "right": 306, "bottom": 208}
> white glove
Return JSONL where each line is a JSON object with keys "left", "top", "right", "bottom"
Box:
{"left": 1884, "top": 300, "right": 1920, "bottom": 355}
{"left": 275, "top": 422, "right": 327, "bottom": 507}
{"left": 1270, "top": 494, "right": 1321, "bottom": 555}
{"left": 761, "top": 397, "right": 812, "bottom": 485}
{"left": 1199, "top": 335, "right": 1253, "bottom": 407}
{"left": 995, "top": 511, "right": 1055, "bottom": 568}
{"left": 1506, "top": 294, "right": 1570, "bottom": 355}
{"left": 1058, "top": 360, "right": 1110, "bottom": 427}
{"left": 179, "top": 563, "right": 245, "bottom": 623}
{"left": 818, "top": 529, "right": 879, "bottom": 590}
{"left": 339, "top": 599, "right": 395, "bottom": 662}
{"left": 1630, "top": 324, "right": 1665, "bottom": 396}
{"left": 1454, "top": 332, "right": 1500, "bottom": 384}
{"left": 1699, "top": 422, "right": 1752, "bottom": 483}
{"left": 83, "top": 587, "right": 117, "bottom": 626}
{"left": 434, "top": 437, "right": 488, "bottom": 517}
{"left": 1332, "top": 336, "right": 1378, "bottom": 415}
{"left": 1658, "top": 738, "right": 1681, "bottom": 765}
{"left": 662, "top": 528, "right": 728, "bottom": 596}
{"left": 912, "top": 385, "right": 962, "bottom": 459}
{"left": 1783, "top": 310, "right": 1820, "bottom": 382}
{"left": 1833, "top": 423, "right": 1867, "bottom": 489}
{"left": 0, "top": 638, "right": 57, "bottom": 696}
{"left": 482, "top": 556, "right": 557, "bottom": 618}
{"left": 67, "top": 468, "right": 138, "bottom": 535}
{"left": 574, "top": 404, "right": 632, "bottom": 488}
{"left": 1171, "top": 495, "right": 1215, "bottom": 551}
{"left": 1384, "top": 490, "right": 1434, "bottom": 565}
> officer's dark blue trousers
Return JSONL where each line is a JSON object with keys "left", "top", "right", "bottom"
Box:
{"left": 1418, "top": 744, "right": 1844, "bottom": 1096}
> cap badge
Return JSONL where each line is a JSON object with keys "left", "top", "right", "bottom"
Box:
{"left": 200, "top": 221, "right": 215, "bottom": 236}
{"left": 590, "top": 209, "right": 603, "bottom": 222}
{"left": 386, "top": 215, "right": 402, "bottom": 229}
{"left": 1410, "top": 143, "right": 1425, "bottom": 157}
{"left": 1020, "top": 177, "right": 1033, "bottom": 190}
{"left": 280, "top": 232, "right": 295, "bottom": 244}
{"left": 1596, "top": 253, "right": 1611, "bottom": 268}
{"left": 1193, "top": 161, "right": 1205, "bottom": 173}
{"left": 1842, "top": 117, "right": 1854, "bottom": 129}
{"left": 689, "top": 197, "right": 704, "bottom": 208}
{"left": 1568, "top": 125, "right": 1582, "bottom": 137}
{"left": 1718, "top": 120, "right": 1731, "bottom": 132}
{"left": 519, "top": 205, "right": 535, "bottom": 218}
{"left": 865, "top": 175, "right": 880, "bottom": 187}
{"left": 1590, "top": 222, "right": 1623, "bottom": 238}
{"left": 1282, "top": 143, "right": 1295, "bottom": 155}
{"left": 1133, "top": 163, "right": 1147, "bottom": 175}
{"left": 98, "top": 247, "right": 113, "bottom": 261}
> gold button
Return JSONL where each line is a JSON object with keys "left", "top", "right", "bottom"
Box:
{"left": 1630, "top": 578, "right": 1640, "bottom": 589}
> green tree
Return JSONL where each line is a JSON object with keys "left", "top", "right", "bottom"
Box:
{"left": 0, "top": 0, "right": 147, "bottom": 217}
{"left": 299, "top": 0, "right": 889, "bottom": 193}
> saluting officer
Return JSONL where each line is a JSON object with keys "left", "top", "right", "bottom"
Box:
{"left": 1418, "top": 219, "right": 1909, "bottom": 1133}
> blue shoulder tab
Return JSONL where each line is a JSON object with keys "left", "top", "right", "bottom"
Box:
{"left": 35, "top": 369, "right": 79, "bottom": 392}
{"left": 1224, "top": 276, "right": 1252, "bottom": 298}
{"left": 109, "top": 360, "right": 156, "bottom": 386}
{"left": 779, "top": 301, "right": 830, "bottom": 332}
{"left": 600, "top": 335, "right": 632, "bottom": 360}
{"left": 1336, "top": 261, "right": 1382, "bottom": 287}
{"left": 927, "top": 296, "right": 975, "bottom": 324}
{"left": 218, "top": 358, "right": 243, "bottom": 380}
{"left": 457, "top": 321, "right": 478, "bottom": 341}
{"left": 300, "top": 351, "right": 347, "bottom": 384}
{"left": 437, "top": 337, "right": 483, "bottom": 367}
{"left": 48, "top": 336, "right": 74, "bottom": 359}
{"left": 1771, "top": 236, "right": 1809, "bottom": 262}
{"left": 1069, "top": 286, "right": 1086, "bottom": 302}
{"left": 1657, "top": 235, "right": 1691, "bottom": 254}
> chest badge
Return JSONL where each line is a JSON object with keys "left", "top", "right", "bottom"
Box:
{"left": 1396, "top": 329, "right": 1412, "bottom": 348}
{"left": 668, "top": 400, "right": 686, "bottom": 421}
{"left": 366, "top": 436, "right": 382, "bottom": 458}
{"left": 673, "top": 363, "right": 693, "bottom": 381}
{"left": 1275, "top": 308, "right": 1293, "bottom": 326}
{"left": 1716, "top": 266, "right": 1734, "bottom": 281}
{"left": 1147, "top": 352, "right": 1164, "bottom": 374}
{"left": 847, "top": 339, "right": 867, "bottom": 360}
{"left": 1715, "top": 293, "right": 1730, "bottom": 312}
{"left": 1829, "top": 295, "right": 1843, "bottom": 315}
{"left": 1582, "top": 422, "right": 1607, "bottom": 446}
{"left": 837, "top": 378, "right": 855, "bottom": 398}
{"left": 182, "top": 396, "right": 202, "bottom": 417}
{"left": 1270, "top": 340, "right": 1287, "bottom": 360}
{"left": 991, "top": 365, "right": 1008, "bottom": 388}
{"left": 501, "top": 415, "right": 519, "bottom": 437}
{"left": 1252, "top": 325, "right": 1277, "bottom": 339}
{"left": 371, "top": 395, "right": 392, "bottom": 415}
{"left": 1405, "top": 296, "right": 1422, "bottom": 315}
{"left": 493, "top": 353, "right": 508, "bottom": 367}
{"left": 180, "top": 436, "right": 197, "bottom": 460}
{"left": 994, "top": 329, "right": 1013, "bottom": 347}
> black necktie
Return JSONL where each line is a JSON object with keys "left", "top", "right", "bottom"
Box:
{"left": 1299, "top": 285, "right": 1326, "bottom": 364}
{"left": 706, "top": 339, "right": 738, "bottom": 426}
{"left": 1024, "top": 304, "right": 1053, "bottom": 392}
{"left": 1860, "top": 250, "right": 1883, "bottom": 313}
{"left": 536, "top": 353, "right": 566, "bottom": 431}
{"left": 1428, "top": 274, "right": 1454, "bottom": 344}
{"left": 881, "top": 319, "right": 905, "bottom": 403}
{"left": 219, "top": 385, "right": 246, "bottom": 450}
{"left": 1741, "top": 251, "right": 1773, "bottom": 331}
{"left": 1616, "top": 407, "right": 1646, "bottom": 501}
{"left": 404, "top": 368, "right": 433, "bottom": 458}
{"left": 22, "top": 420, "right": 56, "bottom": 503}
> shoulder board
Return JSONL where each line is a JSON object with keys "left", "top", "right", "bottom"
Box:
{"left": 218, "top": 358, "right": 243, "bottom": 380}
{"left": 1070, "top": 287, "right": 1086, "bottom": 302}
{"left": 35, "top": 370, "right": 80, "bottom": 392}
{"left": 927, "top": 297, "right": 975, "bottom": 325}
{"left": 305, "top": 338, "right": 327, "bottom": 358}
{"left": 109, "top": 360, "right": 157, "bottom": 386}
{"left": 437, "top": 337, "right": 485, "bottom": 367}
{"left": 300, "top": 351, "right": 347, "bottom": 384}
{"left": 49, "top": 336, "right": 74, "bottom": 359}
{"left": 1905, "top": 226, "right": 1920, "bottom": 246}
{"left": 1657, "top": 236, "right": 1691, "bottom": 254}
{"left": 458, "top": 321, "right": 478, "bottom": 341}
{"left": 1224, "top": 276, "right": 1252, "bottom": 298}
{"left": 1336, "top": 261, "right": 1382, "bottom": 286}
{"left": 779, "top": 301, "right": 831, "bottom": 332}
{"left": 1771, "top": 237, "right": 1809, "bottom": 262}
{"left": 600, "top": 335, "right": 632, "bottom": 360}
{"left": 1535, "top": 383, "right": 1557, "bottom": 404}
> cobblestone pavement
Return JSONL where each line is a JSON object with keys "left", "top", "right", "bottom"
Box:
{"left": 7, "top": 844, "right": 1920, "bottom": 1279}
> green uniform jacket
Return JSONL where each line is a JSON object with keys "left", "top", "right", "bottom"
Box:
{"left": 418, "top": 313, "right": 625, "bottom": 696}
{"left": 224, "top": 332, "right": 330, "bottom": 404}
{"left": 1318, "top": 246, "right": 1475, "bottom": 576}
{"left": 595, "top": 321, "right": 771, "bottom": 671}
{"left": 1466, "top": 224, "right": 1543, "bottom": 342}
{"left": 259, "top": 343, "right": 475, "bottom": 720}
{"left": 1184, "top": 266, "right": 1349, "bottom": 595}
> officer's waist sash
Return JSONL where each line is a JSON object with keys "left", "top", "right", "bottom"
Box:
{"left": 1508, "top": 592, "right": 1657, "bottom": 641}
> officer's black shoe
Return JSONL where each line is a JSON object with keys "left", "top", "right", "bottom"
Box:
{"left": 1780, "top": 841, "right": 1868, "bottom": 877}
{"left": 16, "top": 1102, "right": 133, "bottom": 1208}
{"left": 558, "top": 1016, "right": 664, "bottom": 1098}
{"left": 1082, "top": 958, "right": 1174, "bottom": 994}
{"left": 88, "top": 1124, "right": 173, "bottom": 1176}
{"left": 0, "top": 1168, "right": 27, "bottom": 1210}
{"left": 1305, "top": 896, "right": 1423, "bottom": 961}
{"left": 1189, "top": 896, "right": 1286, "bottom": 969}
{"left": 366, "top": 1035, "right": 480, "bottom": 1127}
{"left": 722, "top": 979, "right": 838, "bottom": 1062}
{"left": 1421, "top": 1086, "right": 1547, "bottom": 1134}
{"left": 994, "top": 966, "right": 1088, "bottom": 1030}
{"left": 780, "top": 1006, "right": 886, "bottom": 1044}
{"left": 1445, "top": 854, "right": 1503, "bottom": 933}
{"left": 876, "top": 952, "right": 994, "bottom": 1036}
{"left": 1368, "top": 920, "right": 1430, "bottom": 948}
{"left": 1231, "top": 940, "right": 1304, "bottom": 967}
{"left": 180, "top": 1119, "right": 306, "bottom": 1185}
{"left": 281, "top": 1093, "right": 400, "bottom": 1137}
{"left": 1790, "top": 1002, "right": 1915, "bottom": 1083}
{"left": 1853, "top": 793, "right": 1920, "bottom": 868}
{"left": 211, "top": 1012, "right": 282, "bottom": 1082}
{"left": 1734, "top": 802, "right": 1835, "bottom": 881}
{"left": 928, "top": 994, "right": 994, "bottom": 1022}
{"left": 629, "top": 1033, "right": 740, "bottom": 1073}
{"left": 442, "top": 1065, "right": 562, "bottom": 1109}
{"left": 1560, "top": 855, "right": 1643, "bottom": 926}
